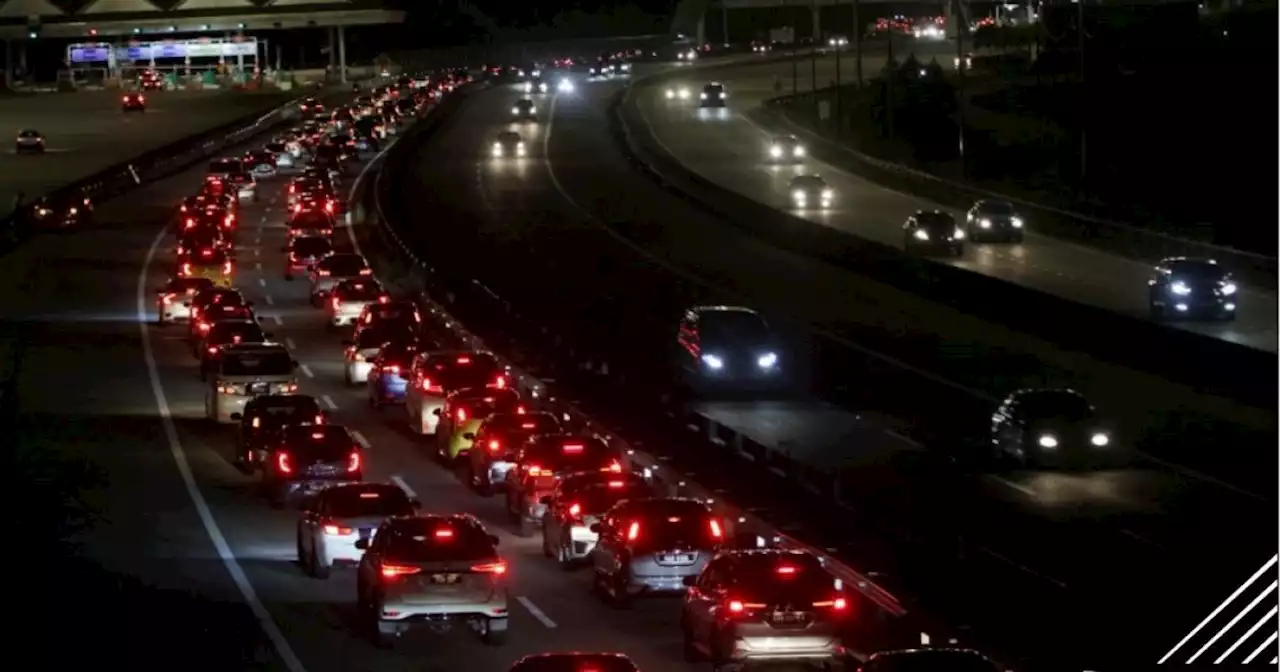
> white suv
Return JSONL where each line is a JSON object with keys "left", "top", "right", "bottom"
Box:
{"left": 356, "top": 514, "right": 509, "bottom": 647}
{"left": 296, "top": 482, "right": 419, "bottom": 579}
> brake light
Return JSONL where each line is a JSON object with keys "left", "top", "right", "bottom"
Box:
{"left": 493, "top": 375, "right": 506, "bottom": 389}
{"left": 315, "top": 414, "right": 324, "bottom": 424}
{"left": 289, "top": 184, "right": 296, "bottom": 194}
{"left": 526, "top": 465, "right": 544, "bottom": 477}
{"left": 185, "top": 218, "right": 195, "bottom": 229}
{"left": 359, "top": 268, "right": 372, "bottom": 275}
{"left": 331, "top": 296, "right": 340, "bottom": 309}
{"left": 223, "top": 261, "right": 232, "bottom": 275}
{"left": 487, "top": 439, "right": 501, "bottom": 453}
{"left": 562, "top": 443, "right": 584, "bottom": 454}
{"left": 607, "top": 480, "right": 625, "bottom": 489}
{"left": 325, "top": 201, "right": 334, "bottom": 213}
{"left": 605, "top": 460, "right": 622, "bottom": 473}
{"left": 251, "top": 417, "right": 260, "bottom": 428}
{"left": 776, "top": 565, "right": 797, "bottom": 575}
{"left": 383, "top": 365, "right": 400, "bottom": 375}
{"left": 568, "top": 503, "right": 581, "bottom": 517}
{"left": 420, "top": 377, "right": 437, "bottom": 392}
{"left": 626, "top": 521, "right": 640, "bottom": 541}
{"left": 207, "top": 347, "right": 218, "bottom": 355}
{"left": 323, "top": 524, "right": 353, "bottom": 535}
{"left": 161, "top": 293, "right": 173, "bottom": 304}
{"left": 347, "top": 451, "right": 361, "bottom": 472}
{"left": 275, "top": 452, "right": 292, "bottom": 473}
{"left": 709, "top": 519, "right": 723, "bottom": 539}
{"left": 728, "top": 600, "right": 745, "bottom": 613}
{"left": 181, "top": 263, "right": 191, "bottom": 276}
{"left": 435, "top": 528, "right": 454, "bottom": 539}
{"left": 471, "top": 561, "right": 507, "bottom": 575}
{"left": 454, "top": 408, "right": 468, "bottom": 422}
{"left": 378, "top": 295, "right": 390, "bottom": 304}
{"left": 381, "top": 564, "right": 421, "bottom": 578}
{"left": 198, "top": 322, "right": 210, "bottom": 332}
{"left": 456, "top": 355, "right": 471, "bottom": 364}
{"left": 319, "top": 270, "right": 331, "bottom": 276}
{"left": 812, "top": 596, "right": 849, "bottom": 611}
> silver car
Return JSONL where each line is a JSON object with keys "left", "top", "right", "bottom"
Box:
{"left": 155, "top": 277, "right": 215, "bottom": 325}
{"left": 681, "top": 549, "right": 849, "bottom": 667}
{"left": 540, "top": 473, "right": 650, "bottom": 569}
{"left": 296, "top": 481, "right": 419, "bottom": 579}
{"left": 206, "top": 344, "right": 299, "bottom": 423}
{"left": 355, "top": 514, "right": 509, "bottom": 647}
{"left": 404, "top": 350, "right": 504, "bottom": 436}
{"left": 326, "top": 278, "right": 386, "bottom": 328}
{"left": 309, "top": 252, "right": 371, "bottom": 303}
{"left": 588, "top": 497, "right": 724, "bottom": 607}
{"left": 15, "top": 128, "right": 44, "bottom": 154}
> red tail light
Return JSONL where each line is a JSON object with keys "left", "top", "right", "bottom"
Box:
{"left": 181, "top": 262, "right": 192, "bottom": 276}
{"left": 567, "top": 503, "right": 582, "bottom": 517}
{"left": 347, "top": 451, "right": 361, "bottom": 472}
{"left": 420, "top": 377, "right": 439, "bottom": 392}
{"left": 325, "top": 202, "right": 334, "bottom": 213}
{"left": 493, "top": 375, "right": 506, "bottom": 389}
{"left": 289, "top": 184, "right": 296, "bottom": 194}
{"left": 471, "top": 561, "right": 507, "bottom": 575}
{"left": 184, "top": 218, "right": 195, "bottom": 229}
{"left": 434, "top": 528, "right": 454, "bottom": 539}
{"left": 381, "top": 564, "right": 421, "bottom": 578}
{"left": 526, "top": 464, "right": 544, "bottom": 477}
{"left": 812, "top": 596, "right": 849, "bottom": 611}
{"left": 515, "top": 405, "right": 526, "bottom": 414}
{"left": 359, "top": 268, "right": 372, "bottom": 275}
{"left": 456, "top": 355, "right": 471, "bottom": 364}
{"left": 487, "top": 439, "right": 501, "bottom": 453}
{"left": 319, "top": 269, "right": 331, "bottom": 276}
{"left": 223, "top": 261, "right": 232, "bottom": 275}
{"left": 562, "top": 443, "right": 584, "bottom": 454}
{"left": 383, "top": 365, "right": 400, "bottom": 375}
{"left": 728, "top": 600, "right": 745, "bottom": 613}
{"left": 161, "top": 293, "right": 173, "bottom": 304}
{"left": 207, "top": 347, "right": 218, "bottom": 354}
{"left": 276, "top": 452, "right": 292, "bottom": 473}
{"left": 607, "top": 480, "right": 625, "bottom": 488}
{"left": 709, "top": 519, "right": 723, "bottom": 539}
{"left": 776, "top": 565, "right": 797, "bottom": 575}
{"left": 626, "top": 521, "right": 640, "bottom": 542}
{"left": 378, "top": 295, "right": 390, "bottom": 304}
{"left": 331, "top": 296, "right": 341, "bottom": 309}
{"left": 314, "top": 414, "right": 324, "bottom": 424}
{"left": 456, "top": 408, "right": 467, "bottom": 422}
{"left": 323, "top": 523, "right": 353, "bottom": 535}
{"left": 604, "top": 460, "right": 622, "bottom": 473}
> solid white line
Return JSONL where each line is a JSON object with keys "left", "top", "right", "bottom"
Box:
{"left": 137, "top": 226, "right": 307, "bottom": 672}
{"left": 263, "top": 295, "right": 274, "bottom": 306}
{"left": 299, "top": 364, "right": 314, "bottom": 378}
{"left": 258, "top": 278, "right": 266, "bottom": 287}
{"left": 346, "top": 136, "right": 400, "bottom": 259}
{"left": 1187, "top": 581, "right": 1278, "bottom": 663}
{"left": 515, "top": 596, "right": 557, "bottom": 628}
{"left": 271, "top": 315, "right": 283, "bottom": 326}
{"left": 1243, "top": 630, "right": 1278, "bottom": 665}
{"left": 390, "top": 474, "right": 415, "bottom": 498}
{"left": 350, "top": 430, "right": 371, "bottom": 449}
{"left": 320, "top": 394, "right": 338, "bottom": 410}
{"left": 255, "top": 262, "right": 262, "bottom": 271}
{"left": 1216, "top": 605, "right": 1278, "bottom": 663}
{"left": 284, "top": 337, "right": 296, "bottom": 350}
{"left": 253, "top": 248, "right": 260, "bottom": 257}
{"left": 1160, "top": 555, "right": 1278, "bottom": 663}
{"left": 991, "top": 476, "right": 1036, "bottom": 498}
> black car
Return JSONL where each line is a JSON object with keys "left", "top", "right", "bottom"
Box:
{"left": 1148, "top": 256, "right": 1238, "bottom": 321}
{"left": 990, "top": 388, "right": 1114, "bottom": 468}
{"left": 675, "top": 305, "right": 782, "bottom": 389}
{"left": 262, "top": 424, "right": 365, "bottom": 507}
{"left": 965, "top": 199, "right": 1024, "bottom": 243}
{"left": 121, "top": 92, "right": 146, "bottom": 112}
{"left": 903, "top": 210, "right": 965, "bottom": 256}
{"left": 511, "top": 98, "right": 537, "bottom": 121}
{"left": 26, "top": 193, "right": 93, "bottom": 231}
{"left": 15, "top": 128, "right": 44, "bottom": 154}
{"left": 200, "top": 319, "right": 270, "bottom": 379}
{"left": 232, "top": 395, "right": 326, "bottom": 470}
{"left": 699, "top": 83, "right": 727, "bottom": 107}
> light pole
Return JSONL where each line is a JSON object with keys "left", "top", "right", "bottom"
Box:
{"left": 829, "top": 35, "right": 847, "bottom": 134}
{"left": 853, "top": 0, "right": 863, "bottom": 88}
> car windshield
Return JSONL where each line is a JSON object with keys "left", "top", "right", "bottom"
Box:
{"left": 336, "top": 282, "right": 381, "bottom": 301}
{"left": 19, "top": 130, "right": 40, "bottom": 138}
{"left": 291, "top": 237, "right": 332, "bottom": 256}
{"left": 792, "top": 176, "right": 825, "bottom": 189}
{"left": 282, "top": 426, "right": 354, "bottom": 460}
{"left": 1168, "top": 260, "right": 1227, "bottom": 282}
{"left": 355, "top": 326, "right": 400, "bottom": 349}
{"left": 325, "top": 485, "right": 414, "bottom": 518}
{"left": 701, "top": 311, "right": 770, "bottom": 342}
{"left": 221, "top": 351, "right": 293, "bottom": 377}
{"left": 978, "top": 201, "right": 1016, "bottom": 215}
{"left": 265, "top": 143, "right": 286, "bottom": 153}
{"left": 705, "top": 84, "right": 724, "bottom": 93}
{"left": 517, "top": 100, "right": 534, "bottom": 108}
{"left": 1021, "top": 392, "right": 1093, "bottom": 422}
{"left": 917, "top": 212, "right": 956, "bottom": 229}
{"left": 424, "top": 353, "right": 502, "bottom": 388}
{"left": 380, "top": 519, "right": 495, "bottom": 562}
{"left": 208, "top": 159, "right": 242, "bottom": 175}
{"left": 165, "top": 278, "right": 213, "bottom": 293}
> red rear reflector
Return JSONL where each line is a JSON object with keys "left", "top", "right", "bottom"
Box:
{"left": 456, "top": 356, "right": 471, "bottom": 364}
{"left": 626, "top": 521, "right": 640, "bottom": 541}
{"left": 607, "top": 480, "right": 625, "bottom": 488}
{"left": 381, "top": 564, "right": 421, "bottom": 578}
{"left": 568, "top": 503, "right": 581, "bottom": 517}
{"left": 776, "top": 565, "right": 797, "bottom": 575}
{"left": 471, "top": 561, "right": 506, "bottom": 575}
{"left": 434, "top": 529, "right": 454, "bottom": 539}
{"left": 562, "top": 443, "right": 584, "bottom": 454}
{"left": 728, "top": 600, "right": 745, "bottom": 613}
{"left": 359, "top": 492, "right": 380, "bottom": 498}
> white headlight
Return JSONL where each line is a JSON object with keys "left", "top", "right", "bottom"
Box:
{"left": 1090, "top": 432, "right": 1110, "bottom": 447}
{"left": 701, "top": 354, "right": 723, "bottom": 369}
{"left": 953, "top": 229, "right": 966, "bottom": 240}
{"left": 1011, "top": 216, "right": 1024, "bottom": 228}
{"left": 700, "top": 92, "right": 707, "bottom": 99}
{"left": 913, "top": 229, "right": 929, "bottom": 241}
{"left": 679, "top": 88, "right": 690, "bottom": 99}
{"left": 792, "top": 190, "right": 805, "bottom": 201}
{"left": 1171, "top": 281, "right": 1191, "bottom": 295}
{"left": 511, "top": 106, "right": 519, "bottom": 114}
{"left": 979, "top": 218, "right": 992, "bottom": 229}
{"left": 770, "top": 146, "right": 783, "bottom": 157}
{"left": 1221, "top": 282, "right": 1237, "bottom": 295}
{"left": 757, "top": 352, "right": 778, "bottom": 368}
{"left": 821, "top": 189, "right": 834, "bottom": 199}
{"left": 559, "top": 80, "right": 573, "bottom": 92}
{"left": 665, "top": 89, "right": 675, "bottom": 99}
{"left": 1038, "top": 435, "right": 1058, "bottom": 448}
{"left": 794, "top": 146, "right": 805, "bottom": 156}
{"left": 69, "top": 207, "right": 77, "bottom": 214}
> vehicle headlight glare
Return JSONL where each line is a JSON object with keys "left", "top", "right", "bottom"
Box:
{"left": 770, "top": 145, "right": 783, "bottom": 157}
{"left": 1221, "top": 282, "right": 1237, "bottom": 295}
{"left": 913, "top": 229, "right": 929, "bottom": 241}
{"left": 792, "top": 190, "right": 805, "bottom": 201}
{"left": 1171, "top": 281, "right": 1191, "bottom": 295}
{"left": 1011, "top": 217, "right": 1024, "bottom": 228}
{"left": 794, "top": 146, "right": 805, "bottom": 156}
{"left": 1090, "top": 432, "right": 1110, "bottom": 447}
{"left": 979, "top": 218, "right": 992, "bottom": 229}
{"left": 511, "top": 106, "right": 519, "bottom": 114}
{"left": 953, "top": 228, "right": 966, "bottom": 240}
{"left": 700, "top": 92, "right": 707, "bottom": 99}
{"left": 1038, "top": 434, "right": 1058, "bottom": 449}
{"left": 665, "top": 89, "right": 674, "bottom": 99}
{"left": 701, "top": 354, "right": 724, "bottom": 369}
{"left": 757, "top": 352, "right": 778, "bottom": 368}
{"left": 821, "top": 189, "right": 834, "bottom": 199}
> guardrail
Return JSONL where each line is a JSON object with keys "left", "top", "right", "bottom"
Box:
{"left": 357, "top": 79, "right": 978, "bottom": 666}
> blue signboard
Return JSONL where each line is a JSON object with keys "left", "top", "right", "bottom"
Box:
{"left": 69, "top": 46, "right": 111, "bottom": 63}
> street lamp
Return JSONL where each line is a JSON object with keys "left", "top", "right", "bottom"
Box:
{"left": 828, "top": 35, "right": 847, "bottom": 133}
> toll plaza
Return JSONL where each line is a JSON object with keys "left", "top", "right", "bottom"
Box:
{"left": 0, "top": 0, "right": 405, "bottom": 90}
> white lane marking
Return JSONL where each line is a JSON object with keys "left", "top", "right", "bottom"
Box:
{"left": 254, "top": 236, "right": 262, "bottom": 245}
{"left": 299, "top": 364, "right": 314, "bottom": 378}
{"left": 351, "top": 430, "right": 371, "bottom": 449}
{"left": 137, "top": 225, "right": 308, "bottom": 672}
{"left": 271, "top": 315, "right": 283, "bottom": 326}
{"left": 991, "top": 476, "right": 1037, "bottom": 497}
{"left": 516, "top": 596, "right": 557, "bottom": 629}
{"left": 263, "top": 295, "right": 274, "bottom": 305}
{"left": 253, "top": 248, "right": 260, "bottom": 257}
{"left": 390, "top": 475, "right": 415, "bottom": 497}
{"left": 284, "top": 337, "right": 296, "bottom": 350}
{"left": 255, "top": 262, "right": 262, "bottom": 271}
{"left": 321, "top": 394, "right": 338, "bottom": 410}
{"left": 258, "top": 278, "right": 266, "bottom": 287}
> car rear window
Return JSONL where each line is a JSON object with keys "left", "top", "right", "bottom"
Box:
{"left": 210, "top": 322, "right": 264, "bottom": 342}
{"left": 624, "top": 501, "right": 718, "bottom": 551}
{"left": 525, "top": 436, "right": 615, "bottom": 474}
{"left": 208, "top": 158, "right": 243, "bottom": 176}
{"left": 336, "top": 282, "right": 381, "bottom": 300}
{"left": 424, "top": 353, "right": 501, "bottom": 388}
{"left": 485, "top": 412, "right": 560, "bottom": 435}
{"left": 221, "top": 351, "right": 292, "bottom": 377}
{"left": 290, "top": 212, "right": 332, "bottom": 228}
{"left": 381, "top": 519, "right": 495, "bottom": 562}
{"left": 729, "top": 555, "right": 837, "bottom": 604}
{"left": 291, "top": 237, "right": 332, "bottom": 255}
{"left": 283, "top": 426, "right": 356, "bottom": 460}
{"left": 325, "top": 485, "right": 413, "bottom": 518}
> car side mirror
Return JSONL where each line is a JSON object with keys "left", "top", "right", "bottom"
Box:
{"left": 354, "top": 539, "right": 370, "bottom": 550}
{"left": 229, "top": 412, "right": 242, "bottom": 421}
{"left": 682, "top": 575, "right": 699, "bottom": 587}
{"left": 432, "top": 408, "right": 441, "bottom": 416}
{"left": 409, "top": 497, "right": 422, "bottom": 508}
{"left": 589, "top": 523, "right": 602, "bottom": 534}
{"left": 462, "top": 432, "right": 475, "bottom": 440}
{"left": 539, "top": 495, "right": 552, "bottom": 505}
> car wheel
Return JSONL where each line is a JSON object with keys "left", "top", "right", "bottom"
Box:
{"left": 369, "top": 614, "right": 395, "bottom": 649}
{"left": 284, "top": 272, "right": 292, "bottom": 281}
{"left": 610, "top": 571, "right": 632, "bottom": 609}
{"left": 516, "top": 513, "right": 531, "bottom": 538}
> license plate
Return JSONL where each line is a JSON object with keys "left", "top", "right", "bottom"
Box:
{"left": 771, "top": 611, "right": 804, "bottom": 624}
{"left": 248, "top": 383, "right": 268, "bottom": 395}
{"left": 430, "top": 573, "right": 460, "bottom": 584}
{"left": 661, "top": 553, "right": 693, "bottom": 563}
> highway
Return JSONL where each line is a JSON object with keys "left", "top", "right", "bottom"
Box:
{"left": 625, "top": 58, "right": 1279, "bottom": 354}
{"left": 8, "top": 88, "right": 902, "bottom": 671}
{"left": 0, "top": 88, "right": 297, "bottom": 216}
{"left": 386, "top": 72, "right": 1276, "bottom": 666}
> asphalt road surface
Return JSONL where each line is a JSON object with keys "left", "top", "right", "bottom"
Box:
{"left": 627, "top": 59, "right": 1279, "bottom": 354}
{"left": 388, "top": 74, "right": 1276, "bottom": 666}
{"left": 0, "top": 89, "right": 296, "bottom": 217}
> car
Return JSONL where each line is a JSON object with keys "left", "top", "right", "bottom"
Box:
{"left": 965, "top": 199, "right": 1025, "bottom": 243}
{"left": 206, "top": 343, "right": 299, "bottom": 424}
{"left": 352, "top": 298, "right": 421, "bottom": 337}
{"left": 121, "top": 92, "right": 146, "bottom": 112}
{"left": 355, "top": 514, "right": 509, "bottom": 647}
{"left": 342, "top": 324, "right": 419, "bottom": 386}
{"left": 154, "top": 277, "right": 215, "bottom": 325}
{"left": 541, "top": 475, "right": 651, "bottom": 569}
{"left": 681, "top": 549, "right": 849, "bottom": 667}
{"left": 27, "top": 194, "right": 92, "bottom": 229}
{"left": 491, "top": 131, "right": 526, "bottom": 158}
{"left": 187, "top": 288, "right": 250, "bottom": 339}
{"left": 327, "top": 279, "right": 388, "bottom": 328}
{"left": 366, "top": 341, "right": 424, "bottom": 407}
{"left": 464, "top": 411, "right": 562, "bottom": 494}
{"left": 1148, "top": 256, "right": 1238, "bottom": 321}
{"left": 522, "top": 77, "right": 549, "bottom": 94}
{"left": 139, "top": 70, "right": 164, "bottom": 90}
{"left": 903, "top": 209, "right": 965, "bottom": 256}
{"left": 588, "top": 497, "right": 725, "bottom": 606}
{"left": 178, "top": 209, "right": 234, "bottom": 237}
{"left": 787, "top": 174, "right": 833, "bottom": 210}
{"left": 857, "top": 648, "right": 1002, "bottom": 672}
{"left": 232, "top": 394, "right": 325, "bottom": 470}
{"left": 664, "top": 85, "right": 692, "bottom": 100}
{"left": 245, "top": 150, "right": 278, "bottom": 179}
{"left": 587, "top": 63, "right": 607, "bottom": 78}
{"left": 291, "top": 190, "right": 340, "bottom": 218}
{"left": 511, "top": 98, "right": 537, "bottom": 120}
{"left": 404, "top": 350, "right": 506, "bottom": 436}
{"left": 990, "top": 388, "right": 1114, "bottom": 468}
{"left": 287, "top": 208, "right": 336, "bottom": 241}
{"left": 506, "top": 434, "right": 622, "bottom": 537}
{"left": 699, "top": 82, "right": 727, "bottom": 107}
{"left": 296, "top": 482, "right": 419, "bottom": 578}
{"left": 434, "top": 386, "right": 523, "bottom": 462}
{"left": 507, "top": 653, "right": 640, "bottom": 671}
{"left": 178, "top": 247, "right": 233, "bottom": 287}
{"left": 284, "top": 235, "right": 334, "bottom": 280}
{"left": 188, "top": 301, "right": 256, "bottom": 350}
{"left": 675, "top": 305, "right": 782, "bottom": 389}
{"left": 767, "top": 134, "right": 805, "bottom": 163}
{"left": 260, "top": 424, "right": 365, "bottom": 507}
{"left": 198, "top": 318, "right": 271, "bottom": 380}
